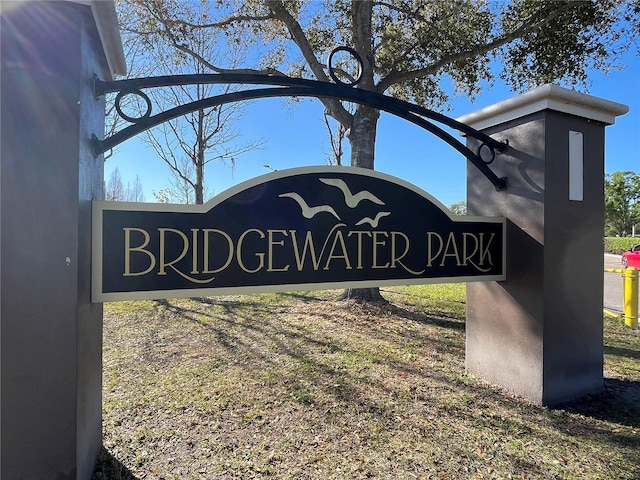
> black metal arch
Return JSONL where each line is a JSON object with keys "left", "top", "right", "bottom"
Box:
{"left": 93, "top": 73, "right": 508, "bottom": 190}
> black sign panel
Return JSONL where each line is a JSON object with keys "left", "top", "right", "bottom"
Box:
{"left": 92, "top": 166, "right": 505, "bottom": 301}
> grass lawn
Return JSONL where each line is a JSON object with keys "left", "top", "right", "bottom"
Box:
{"left": 94, "top": 285, "right": 640, "bottom": 479}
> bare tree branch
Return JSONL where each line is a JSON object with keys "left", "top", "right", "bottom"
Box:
{"left": 265, "top": 0, "right": 353, "bottom": 128}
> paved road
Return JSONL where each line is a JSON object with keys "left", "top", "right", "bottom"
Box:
{"left": 604, "top": 253, "right": 638, "bottom": 313}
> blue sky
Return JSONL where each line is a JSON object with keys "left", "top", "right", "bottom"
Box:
{"left": 105, "top": 51, "right": 639, "bottom": 208}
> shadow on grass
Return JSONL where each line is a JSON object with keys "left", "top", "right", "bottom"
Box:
{"left": 559, "top": 378, "right": 640, "bottom": 429}
{"left": 385, "top": 302, "right": 465, "bottom": 330}
{"left": 605, "top": 344, "right": 640, "bottom": 361}
{"left": 104, "top": 293, "right": 640, "bottom": 477}
{"left": 92, "top": 445, "right": 140, "bottom": 480}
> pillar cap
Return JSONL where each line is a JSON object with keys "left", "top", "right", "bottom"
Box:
{"left": 72, "top": 1, "right": 126, "bottom": 78}
{"left": 457, "top": 84, "right": 629, "bottom": 130}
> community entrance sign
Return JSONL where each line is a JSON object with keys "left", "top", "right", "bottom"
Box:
{"left": 93, "top": 167, "right": 505, "bottom": 301}
{"left": 1, "top": 2, "right": 628, "bottom": 479}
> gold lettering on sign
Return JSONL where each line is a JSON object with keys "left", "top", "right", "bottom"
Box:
{"left": 391, "top": 231, "right": 425, "bottom": 275}
{"left": 159, "top": 228, "right": 188, "bottom": 275}
{"left": 323, "top": 229, "right": 352, "bottom": 270}
{"left": 426, "top": 231, "right": 496, "bottom": 272}
{"left": 203, "top": 229, "right": 233, "bottom": 274}
{"left": 289, "top": 230, "right": 321, "bottom": 271}
{"left": 478, "top": 233, "right": 495, "bottom": 270}
{"left": 191, "top": 228, "right": 198, "bottom": 274}
{"left": 372, "top": 231, "right": 389, "bottom": 269}
{"left": 441, "top": 232, "right": 461, "bottom": 267}
{"left": 426, "top": 232, "right": 443, "bottom": 267}
{"left": 462, "top": 232, "right": 478, "bottom": 270}
{"left": 237, "top": 228, "right": 265, "bottom": 273}
{"left": 123, "top": 228, "right": 156, "bottom": 276}
{"left": 118, "top": 223, "right": 499, "bottom": 286}
{"left": 267, "top": 229, "right": 290, "bottom": 272}
{"left": 347, "top": 230, "right": 371, "bottom": 270}
{"left": 158, "top": 228, "right": 215, "bottom": 283}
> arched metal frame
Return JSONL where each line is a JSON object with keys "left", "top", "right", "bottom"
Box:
{"left": 93, "top": 72, "right": 508, "bottom": 190}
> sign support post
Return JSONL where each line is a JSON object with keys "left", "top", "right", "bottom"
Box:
{"left": 1, "top": 2, "right": 124, "bottom": 478}
{"left": 460, "top": 85, "right": 628, "bottom": 405}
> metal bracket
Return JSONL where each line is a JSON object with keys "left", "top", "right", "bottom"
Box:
{"left": 93, "top": 67, "right": 508, "bottom": 190}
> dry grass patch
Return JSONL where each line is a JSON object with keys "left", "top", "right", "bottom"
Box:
{"left": 94, "top": 286, "right": 640, "bottom": 480}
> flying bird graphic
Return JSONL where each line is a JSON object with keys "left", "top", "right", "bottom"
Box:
{"left": 355, "top": 212, "right": 391, "bottom": 228}
{"left": 278, "top": 192, "right": 341, "bottom": 220}
{"left": 319, "top": 178, "right": 385, "bottom": 208}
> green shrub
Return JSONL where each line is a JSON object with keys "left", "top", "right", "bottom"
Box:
{"left": 604, "top": 237, "right": 640, "bottom": 254}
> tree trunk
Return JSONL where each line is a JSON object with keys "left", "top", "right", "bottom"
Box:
{"left": 338, "top": 287, "right": 388, "bottom": 303}
{"left": 340, "top": 104, "right": 385, "bottom": 302}
{"left": 348, "top": 105, "right": 379, "bottom": 169}
{"left": 196, "top": 108, "right": 205, "bottom": 204}
{"left": 195, "top": 147, "right": 204, "bottom": 204}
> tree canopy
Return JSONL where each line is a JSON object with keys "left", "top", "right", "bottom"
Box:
{"left": 119, "top": 0, "right": 639, "bottom": 170}
{"left": 605, "top": 171, "right": 640, "bottom": 237}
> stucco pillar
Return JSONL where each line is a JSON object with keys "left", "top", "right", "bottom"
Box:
{"left": 459, "top": 85, "right": 628, "bottom": 405}
{"left": 1, "top": 2, "right": 124, "bottom": 478}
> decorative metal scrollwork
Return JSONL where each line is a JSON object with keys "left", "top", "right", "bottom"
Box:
{"left": 327, "top": 46, "right": 363, "bottom": 87}
{"left": 478, "top": 140, "right": 509, "bottom": 165}
{"left": 93, "top": 49, "right": 509, "bottom": 191}
{"left": 478, "top": 143, "right": 496, "bottom": 165}
{"left": 114, "top": 88, "right": 152, "bottom": 122}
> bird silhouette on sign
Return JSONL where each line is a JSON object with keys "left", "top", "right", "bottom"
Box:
{"left": 355, "top": 211, "right": 391, "bottom": 228}
{"left": 319, "top": 178, "right": 385, "bottom": 208}
{"left": 278, "top": 192, "right": 341, "bottom": 220}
